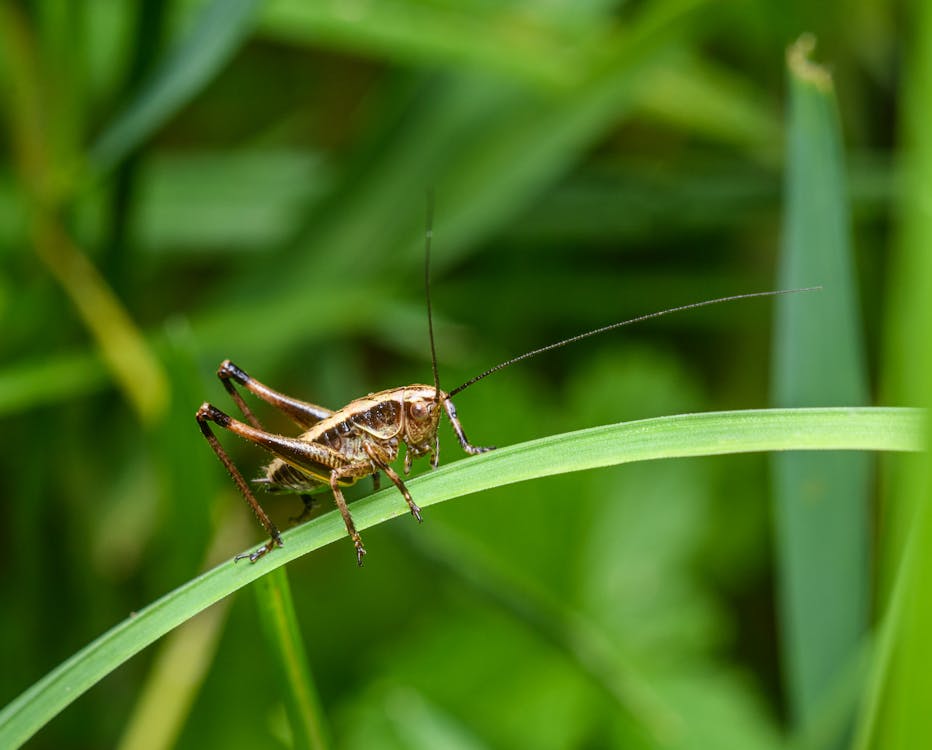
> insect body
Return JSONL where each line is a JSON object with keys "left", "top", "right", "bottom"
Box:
{"left": 197, "top": 207, "right": 818, "bottom": 565}
{"left": 197, "top": 371, "right": 486, "bottom": 564}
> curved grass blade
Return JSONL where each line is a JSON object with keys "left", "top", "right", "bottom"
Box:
{"left": 0, "top": 407, "right": 922, "bottom": 748}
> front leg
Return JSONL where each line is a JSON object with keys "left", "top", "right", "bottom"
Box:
{"left": 442, "top": 398, "right": 495, "bottom": 455}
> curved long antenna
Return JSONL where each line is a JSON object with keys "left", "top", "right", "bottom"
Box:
{"left": 447, "top": 286, "right": 821, "bottom": 398}
{"left": 424, "top": 190, "right": 442, "bottom": 402}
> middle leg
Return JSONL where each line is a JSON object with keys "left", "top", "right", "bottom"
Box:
{"left": 365, "top": 445, "right": 422, "bottom": 522}
{"left": 329, "top": 461, "right": 380, "bottom": 566}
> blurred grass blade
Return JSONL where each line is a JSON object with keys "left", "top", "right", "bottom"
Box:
{"left": 34, "top": 223, "right": 169, "bottom": 422}
{"left": 0, "top": 407, "right": 920, "bottom": 749}
{"left": 0, "top": 5, "right": 168, "bottom": 423}
{"left": 88, "top": 0, "right": 261, "bottom": 175}
{"left": 0, "top": 351, "right": 106, "bottom": 416}
{"left": 224, "top": 0, "right": 708, "bottom": 339}
{"left": 771, "top": 35, "right": 870, "bottom": 738}
{"left": 135, "top": 150, "right": 330, "bottom": 253}
{"left": 254, "top": 568, "right": 331, "bottom": 750}
{"left": 258, "top": 0, "right": 593, "bottom": 90}
{"left": 866, "top": 1, "right": 932, "bottom": 747}
{"left": 852, "top": 514, "right": 921, "bottom": 750}
{"left": 633, "top": 51, "right": 781, "bottom": 151}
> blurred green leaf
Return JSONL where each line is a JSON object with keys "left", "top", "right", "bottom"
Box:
{"left": 135, "top": 150, "right": 330, "bottom": 254}
{"left": 88, "top": 0, "right": 261, "bottom": 175}
{"left": 0, "top": 350, "right": 106, "bottom": 416}
{"left": 0, "top": 4, "right": 169, "bottom": 423}
{"left": 770, "top": 35, "right": 870, "bottom": 739}
{"left": 257, "top": 0, "right": 600, "bottom": 90}
{"left": 866, "top": 1, "right": 932, "bottom": 747}
{"left": 633, "top": 51, "right": 781, "bottom": 150}
{"left": 215, "top": 0, "right": 708, "bottom": 348}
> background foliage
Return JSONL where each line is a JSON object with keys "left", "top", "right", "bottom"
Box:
{"left": 0, "top": 1, "right": 926, "bottom": 748}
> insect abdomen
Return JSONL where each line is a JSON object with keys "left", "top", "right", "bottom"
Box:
{"left": 261, "top": 461, "right": 326, "bottom": 493}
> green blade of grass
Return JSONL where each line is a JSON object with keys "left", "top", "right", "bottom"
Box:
{"left": 0, "top": 407, "right": 921, "bottom": 749}
{"left": 771, "top": 35, "right": 871, "bottom": 736}
{"left": 633, "top": 51, "right": 781, "bottom": 151}
{"left": 865, "top": 1, "right": 932, "bottom": 747}
{"left": 0, "top": 351, "right": 107, "bottom": 416}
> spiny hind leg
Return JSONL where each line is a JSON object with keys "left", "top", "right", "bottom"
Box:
{"left": 196, "top": 403, "right": 283, "bottom": 562}
{"left": 197, "top": 402, "right": 349, "bottom": 562}
{"left": 217, "top": 360, "right": 333, "bottom": 430}
{"left": 198, "top": 403, "right": 348, "bottom": 469}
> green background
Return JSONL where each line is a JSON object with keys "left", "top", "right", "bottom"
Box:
{"left": 0, "top": 1, "right": 928, "bottom": 749}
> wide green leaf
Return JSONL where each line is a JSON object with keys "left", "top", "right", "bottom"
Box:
{"left": 771, "top": 35, "right": 870, "bottom": 739}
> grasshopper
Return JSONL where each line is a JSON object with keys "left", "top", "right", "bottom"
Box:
{"left": 197, "top": 210, "right": 818, "bottom": 565}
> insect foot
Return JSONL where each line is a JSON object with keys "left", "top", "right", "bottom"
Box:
{"left": 234, "top": 537, "right": 284, "bottom": 564}
{"left": 354, "top": 537, "right": 367, "bottom": 566}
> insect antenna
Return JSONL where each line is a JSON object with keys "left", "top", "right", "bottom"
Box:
{"left": 424, "top": 190, "right": 442, "bottom": 404}
{"left": 447, "top": 286, "right": 821, "bottom": 398}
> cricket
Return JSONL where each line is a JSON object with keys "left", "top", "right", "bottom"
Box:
{"left": 197, "top": 202, "right": 818, "bottom": 566}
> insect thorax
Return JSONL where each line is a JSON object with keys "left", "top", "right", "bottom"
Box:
{"left": 258, "top": 385, "right": 445, "bottom": 493}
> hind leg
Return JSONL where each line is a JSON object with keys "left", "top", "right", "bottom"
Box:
{"left": 216, "top": 360, "right": 332, "bottom": 430}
